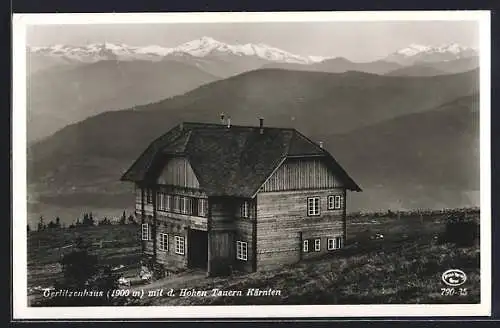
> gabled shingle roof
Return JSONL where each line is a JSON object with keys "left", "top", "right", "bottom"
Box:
{"left": 121, "top": 122, "right": 361, "bottom": 196}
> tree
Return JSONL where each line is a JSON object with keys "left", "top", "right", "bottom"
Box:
{"left": 82, "top": 213, "right": 90, "bottom": 226}
{"left": 439, "top": 213, "right": 479, "bottom": 247}
{"left": 55, "top": 217, "right": 61, "bottom": 228}
{"left": 47, "top": 220, "right": 56, "bottom": 229}
{"left": 119, "top": 211, "right": 126, "bottom": 225}
{"left": 98, "top": 217, "right": 111, "bottom": 226}
{"left": 37, "top": 216, "right": 45, "bottom": 231}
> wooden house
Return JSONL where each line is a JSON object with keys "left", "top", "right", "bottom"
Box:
{"left": 121, "top": 119, "right": 361, "bottom": 276}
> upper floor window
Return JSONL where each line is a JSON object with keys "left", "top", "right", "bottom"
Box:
{"left": 198, "top": 198, "right": 208, "bottom": 217}
{"left": 135, "top": 186, "right": 141, "bottom": 203}
{"left": 154, "top": 194, "right": 208, "bottom": 217}
{"left": 307, "top": 197, "right": 320, "bottom": 216}
{"left": 157, "top": 192, "right": 164, "bottom": 210}
{"left": 328, "top": 195, "right": 343, "bottom": 210}
{"left": 240, "top": 201, "right": 249, "bottom": 218}
{"left": 146, "top": 189, "right": 153, "bottom": 204}
{"left": 181, "top": 197, "right": 191, "bottom": 214}
{"left": 172, "top": 195, "right": 181, "bottom": 213}
{"left": 156, "top": 192, "right": 172, "bottom": 211}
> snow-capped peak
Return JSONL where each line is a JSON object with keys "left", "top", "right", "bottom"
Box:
{"left": 27, "top": 37, "right": 330, "bottom": 65}
{"left": 396, "top": 44, "right": 431, "bottom": 56}
{"left": 386, "top": 42, "right": 477, "bottom": 65}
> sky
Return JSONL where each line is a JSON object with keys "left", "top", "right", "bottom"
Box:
{"left": 26, "top": 21, "right": 479, "bottom": 62}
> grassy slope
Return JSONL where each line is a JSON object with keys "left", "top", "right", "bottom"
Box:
{"left": 27, "top": 211, "right": 479, "bottom": 306}
{"left": 124, "top": 212, "right": 480, "bottom": 305}
{"left": 138, "top": 239, "right": 479, "bottom": 305}
{"left": 28, "top": 225, "right": 141, "bottom": 289}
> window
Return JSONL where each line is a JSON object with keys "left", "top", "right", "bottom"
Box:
{"left": 181, "top": 197, "right": 191, "bottom": 214}
{"left": 336, "top": 237, "right": 343, "bottom": 249}
{"left": 198, "top": 198, "right": 208, "bottom": 217}
{"left": 141, "top": 223, "right": 150, "bottom": 240}
{"left": 236, "top": 241, "right": 248, "bottom": 261}
{"left": 314, "top": 239, "right": 321, "bottom": 251}
{"left": 307, "top": 197, "right": 320, "bottom": 216}
{"left": 157, "top": 192, "right": 164, "bottom": 211}
{"left": 159, "top": 233, "right": 168, "bottom": 251}
{"left": 328, "top": 195, "right": 343, "bottom": 210}
{"left": 241, "top": 201, "right": 249, "bottom": 218}
{"left": 174, "top": 236, "right": 185, "bottom": 255}
{"left": 135, "top": 186, "right": 141, "bottom": 203}
{"left": 334, "top": 195, "right": 342, "bottom": 209}
{"left": 146, "top": 189, "right": 153, "bottom": 204}
{"left": 303, "top": 239, "right": 309, "bottom": 252}
{"left": 157, "top": 192, "right": 172, "bottom": 212}
{"left": 328, "top": 237, "right": 343, "bottom": 250}
{"left": 164, "top": 194, "right": 171, "bottom": 211}
{"left": 172, "top": 195, "right": 181, "bottom": 213}
{"left": 327, "top": 195, "right": 334, "bottom": 210}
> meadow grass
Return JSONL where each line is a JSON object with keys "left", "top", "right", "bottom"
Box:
{"left": 27, "top": 211, "right": 480, "bottom": 305}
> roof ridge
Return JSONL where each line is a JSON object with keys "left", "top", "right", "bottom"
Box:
{"left": 292, "top": 129, "right": 325, "bottom": 153}
{"left": 182, "top": 121, "right": 297, "bottom": 131}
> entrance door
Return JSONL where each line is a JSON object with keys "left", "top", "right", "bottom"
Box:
{"left": 188, "top": 229, "right": 208, "bottom": 269}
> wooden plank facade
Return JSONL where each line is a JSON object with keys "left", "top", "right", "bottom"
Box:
{"left": 136, "top": 155, "right": 348, "bottom": 275}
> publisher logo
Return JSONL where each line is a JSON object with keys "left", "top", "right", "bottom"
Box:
{"left": 442, "top": 269, "right": 467, "bottom": 287}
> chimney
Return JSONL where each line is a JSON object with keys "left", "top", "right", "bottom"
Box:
{"left": 259, "top": 117, "right": 264, "bottom": 134}
{"left": 220, "top": 112, "right": 225, "bottom": 124}
{"left": 319, "top": 141, "right": 323, "bottom": 149}
{"left": 227, "top": 116, "right": 231, "bottom": 128}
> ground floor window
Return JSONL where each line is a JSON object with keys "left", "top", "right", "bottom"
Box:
{"left": 328, "top": 237, "right": 343, "bottom": 250}
{"left": 174, "top": 235, "right": 185, "bottom": 255}
{"left": 314, "top": 238, "right": 321, "bottom": 251}
{"left": 159, "top": 233, "right": 168, "bottom": 251}
{"left": 303, "top": 239, "right": 309, "bottom": 252}
{"left": 236, "top": 241, "right": 248, "bottom": 261}
{"left": 141, "top": 223, "right": 150, "bottom": 240}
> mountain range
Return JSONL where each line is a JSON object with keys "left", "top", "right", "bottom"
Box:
{"left": 27, "top": 38, "right": 479, "bottom": 143}
{"left": 27, "top": 68, "right": 479, "bottom": 218}
{"left": 28, "top": 38, "right": 477, "bottom": 69}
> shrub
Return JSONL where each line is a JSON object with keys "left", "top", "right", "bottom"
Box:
{"left": 440, "top": 213, "right": 479, "bottom": 247}
{"left": 35, "top": 236, "right": 122, "bottom": 306}
{"left": 152, "top": 262, "right": 166, "bottom": 280}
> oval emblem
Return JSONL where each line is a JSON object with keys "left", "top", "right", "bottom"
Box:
{"left": 442, "top": 269, "right": 467, "bottom": 287}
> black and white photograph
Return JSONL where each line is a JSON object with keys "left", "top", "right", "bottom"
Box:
{"left": 12, "top": 11, "right": 491, "bottom": 319}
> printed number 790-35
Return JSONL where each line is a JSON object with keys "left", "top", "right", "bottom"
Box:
{"left": 441, "top": 288, "right": 468, "bottom": 296}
